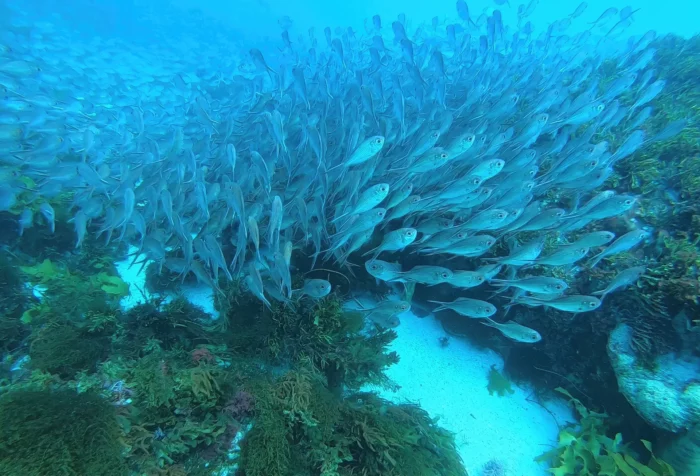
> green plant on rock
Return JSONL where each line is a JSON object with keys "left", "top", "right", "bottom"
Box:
{"left": 19, "top": 258, "right": 126, "bottom": 322}
{"left": 238, "top": 368, "right": 467, "bottom": 476}
{"left": 29, "top": 321, "right": 108, "bottom": 378}
{"left": 130, "top": 350, "right": 177, "bottom": 409}
{"left": 0, "top": 388, "right": 128, "bottom": 476}
{"left": 264, "top": 296, "right": 399, "bottom": 392}
{"left": 487, "top": 365, "right": 515, "bottom": 397}
{"left": 120, "top": 298, "right": 215, "bottom": 355}
{"left": 215, "top": 281, "right": 400, "bottom": 393}
{"left": 536, "top": 388, "right": 676, "bottom": 475}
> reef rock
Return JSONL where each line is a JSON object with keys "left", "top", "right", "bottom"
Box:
{"left": 607, "top": 324, "right": 700, "bottom": 433}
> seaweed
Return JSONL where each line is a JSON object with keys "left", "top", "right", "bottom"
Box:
{"left": 29, "top": 321, "right": 108, "bottom": 378}
{"left": 216, "top": 281, "right": 400, "bottom": 392}
{"left": 0, "top": 388, "right": 128, "bottom": 476}
{"left": 239, "top": 368, "right": 467, "bottom": 476}
{"left": 536, "top": 388, "right": 676, "bottom": 475}
{"left": 487, "top": 365, "right": 515, "bottom": 397}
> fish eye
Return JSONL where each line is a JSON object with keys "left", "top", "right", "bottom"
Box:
{"left": 625, "top": 199, "right": 632, "bottom": 205}
{"left": 371, "top": 264, "right": 378, "bottom": 270}
{"left": 487, "top": 239, "right": 494, "bottom": 245}
{"left": 467, "top": 136, "right": 474, "bottom": 142}
{"left": 473, "top": 178, "right": 481, "bottom": 185}
{"left": 589, "top": 301, "right": 597, "bottom": 307}
{"left": 597, "top": 104, "right": 604, "bottom": 110}
{"left": 432, "top": 132, "right": 439, "bottom": 138}
{"left": 441, "top": 153, "right": 448, "bottom": 159}
{"left": 497, "top": 212, "right": 505, "bottom": 218}
{"left": 457, "top": 232, "right": 465, "bottom": 238}
{"left": 442, "top": 272, "right": 449, "bottom": 278}
{"left": 375, "top": 138, "right": 382, "bottom": 144}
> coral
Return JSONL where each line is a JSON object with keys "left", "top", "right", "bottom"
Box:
{"left": 487, "top": 365, "right": 514, "bottom": 397}
{"left": 607, "top": 324, "right": 700, "bottom": 432}
{"left": 536, "top": 388, "right": 676, "bottom": 475}
{"left": 0, "top": 389, "right": 127, "bottom": 476}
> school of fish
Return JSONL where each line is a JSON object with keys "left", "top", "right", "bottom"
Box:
{"left": 0, "top": 1, "right": 684, "bottom": 344}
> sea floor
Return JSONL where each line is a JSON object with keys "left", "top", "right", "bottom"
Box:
{"left": 116, "top": 250, "right": 574, "bottom": 476}
{"left": 366, "top": 311, "right": 575, "bottom": 476}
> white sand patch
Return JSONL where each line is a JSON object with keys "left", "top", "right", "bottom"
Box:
{"left": 115, "top": 247, "right": 153, "bottom": 310}
{"left": 179, "top": 284, "right": 219, "bottom": 318}
{"left": 367, "top": 312, "right": 575, "bottom": 476}
{"left": 115, "top": 246, "right": 218, "bottom": 318}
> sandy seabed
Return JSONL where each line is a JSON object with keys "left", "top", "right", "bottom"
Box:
{"left": 116, "top": 249, "right": 574, "bottom": 476}
{"left": 369, "top": 311, "right": 574, "bottom": 476}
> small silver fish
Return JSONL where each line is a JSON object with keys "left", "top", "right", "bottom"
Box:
{"left": 429, "top": 297, "right": 496, "bottom": 318}
{"left": 592, "top": 266, "right": 645, "bottom": 300}
{"left": 481, "top": 319, "right": 542, "bottom": 343}
{"left": 298, "top": 279, "right": 332, "bottom": 298}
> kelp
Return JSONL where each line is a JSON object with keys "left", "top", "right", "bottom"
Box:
{"left": 536, "top": 388, "right": 676, "bottom": 475}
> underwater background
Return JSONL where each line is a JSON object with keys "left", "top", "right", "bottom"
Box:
{"left": 0, "top": 0, "right": 699, "bottom": 475}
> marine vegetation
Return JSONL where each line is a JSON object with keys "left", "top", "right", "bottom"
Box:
{"left": 239, "top": 366, "right": 466, "bottom": 476}
{"left": 536, "top": 389, "right": 676, "bottom": 476}
{"left": 486, "top": 365, "right": 514, "bottom": 397}
{"left": 0, "top": 388, "right": 128, "bottom": 476}
{"left": 0, "top": 0, "right": 699, "bottom": 475}
{"left": 215, "top": 280, "right": 400, "bottom": 393}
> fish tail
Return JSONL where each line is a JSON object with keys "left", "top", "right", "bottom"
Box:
{"left": 427, "top": 300, "right": 447, "bottom": 312}
{"left": 588, "top": 253, "right": 604, "bottom": 268}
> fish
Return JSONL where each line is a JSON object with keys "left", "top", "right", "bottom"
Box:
{"left": 345, "top": 136, "right": 385, "bottom": 167}
{"left": 566, "top": 231, "right": 616, "bottom": 248}
{"left": 491, "top": 276, "right": 568, "bottom": 294}
{"left": 429, "top": 297, "right": 497, "bottom": 318}
{"left": 365, "top": 259, "right": 403, "bottom": 282}
{"left": 592, "top": 266, "right": 646, "bottom": 300}
{"left": 532, "top": 247, "right": 590, "bottom": 267}
{"left": 0, "top": 3, "right": 665, "bottom": 322}
{"left": 355, "top": 300, "right": 410, "bottom": 327}
{"left": 446, "top": 270, "right": 486, "bottom": 288}
{"left": 589, "top": 230, "right": 649, "bottom": 267}
{"left": 363, "top": 228, "right": 417, "bottom": 259}
{"left": 400, "top": 265, "right": 453, "bottom": 285}
{"left": 481, "top": 319, "right": 542, "bottom": 343}
{"left": 333, "top": 183, "right": 390, "bottom": 222}
{"left": 525, "top": 295, "right": 601, "bottom": 312}
{"left": 297, "top": 279, "right": 332, "bottom": 299}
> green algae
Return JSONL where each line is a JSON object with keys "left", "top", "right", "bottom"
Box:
{"left": 487, "top": 365, "right": 515, "bottom": 397}
{"left": 536, "top": 388, "right": 676, "bottom": 476}
{"left": 0, "top": 389, "right": 127, "bottom": 476}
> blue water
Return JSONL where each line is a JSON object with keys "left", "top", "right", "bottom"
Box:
{"left": 1, "top": 0, "right": 699, "bottom": 475}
